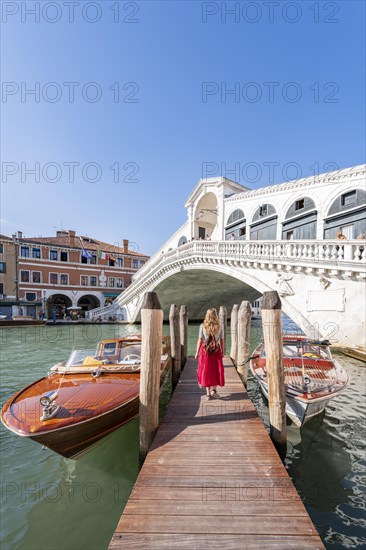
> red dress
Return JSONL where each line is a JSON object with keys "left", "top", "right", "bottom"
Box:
{"left": 197, "top": 344, "right": 225, "bottom": 388}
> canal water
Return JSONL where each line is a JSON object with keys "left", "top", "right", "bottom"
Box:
{"left": 0, "top": 323, "right": 365, "bottom": 549}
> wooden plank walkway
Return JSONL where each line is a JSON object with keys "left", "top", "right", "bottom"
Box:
{"left": 109, "top": 357, "right": 324, "bottom": 549}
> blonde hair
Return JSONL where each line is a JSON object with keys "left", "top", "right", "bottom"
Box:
{"left": 203, "top": 308, "right": 220, "bottom": 335}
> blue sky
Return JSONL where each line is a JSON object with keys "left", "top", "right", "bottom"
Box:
{"left": 1, "top": 0, "right": 365, "bottom": 255}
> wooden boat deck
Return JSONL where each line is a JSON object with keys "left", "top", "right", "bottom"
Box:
{"left": 109, "top": 357, "right": 324, "bottom": 549}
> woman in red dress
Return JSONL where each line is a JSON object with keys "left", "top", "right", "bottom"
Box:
{"left": 195, "top": 308, "right": 225, "bottom": 400}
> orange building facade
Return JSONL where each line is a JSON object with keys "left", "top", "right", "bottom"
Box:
{"left": 0, "top": 230, "right": 149, "bottom": 320}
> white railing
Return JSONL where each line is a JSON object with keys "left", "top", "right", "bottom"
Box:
{"left": 116, "top": 239, "right": 365, "bottom": 306}
{"left": 87, "top": 304, "right": 116, "bottom": 320}
{"left": 88, "top": 239, "right": 365, "bottom": 319}
{"left": 132, "top": 239, "right": 365, "bottom": 281}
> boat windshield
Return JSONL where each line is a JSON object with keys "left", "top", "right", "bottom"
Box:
{"left": 282, "top": 343, "right": 331, "bottom": 360}
{"left": 260, "top": 342, "right": 332, "bottom": 360}
{"left": 65, "top": 344, "right": 142, "bottom": 367}
{"left": 66, "top": 349, "right": 99, "bottom": 367}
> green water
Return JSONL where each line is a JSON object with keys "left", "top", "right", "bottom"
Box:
{"left": 0, "top": 323, "right": 365, "bottom": 549}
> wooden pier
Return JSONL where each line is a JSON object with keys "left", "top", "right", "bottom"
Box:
{"left": 109, "top": 357, "right": 324, "bottom": 549}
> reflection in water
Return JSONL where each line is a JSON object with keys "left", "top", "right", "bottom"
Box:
{"left": 288, "top": 415, "right": 351, "bottom": 513}
{"left": 20, "top": 421, "right": 140, "bottom": 550}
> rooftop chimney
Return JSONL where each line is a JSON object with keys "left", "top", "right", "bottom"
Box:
{"left": 68, "top": 230, "right": 76, "bottom": 246}
{"left": 123, "top": 239, "right": 129, "bottom": 253}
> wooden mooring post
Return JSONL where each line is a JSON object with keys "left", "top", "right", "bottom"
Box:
{"left": 179, "top": 305, "right": 188, "bottom": 369}
{"left": 169, "top": 304, "right": 181, "bottom": 389}
{"left": 230, "top": 303, "right": 239, "bottom": 365}
{"left": 261, "top": 290, "right": 287, "bottom": 456}
{"left": 237, "top": 300, "right": 251, "bottom": 386}
{"left": 219, "top": 305, "right": 227, "bottom": 356}
{"left": 139, "top": 292, "right": 163, "bottom": 464}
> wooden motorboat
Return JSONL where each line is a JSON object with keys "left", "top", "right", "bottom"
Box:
{"left": 250, "top": 335, "right": 349, "bottom": 427}
{"left": 1, "top": 335, "right": 171, "bottom": 459}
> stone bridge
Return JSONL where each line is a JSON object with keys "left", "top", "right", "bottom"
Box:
{"left": 90, "top": 239, "right": 365, "bottom": 347}
{"left": 88, "top": 165, "right": 366, "bottom": 346}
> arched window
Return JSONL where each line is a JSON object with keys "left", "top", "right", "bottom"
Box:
{"left": 250, "top": 204, "right": 277, "bottom": 240}
{"left": 178, "top": 236, "right": 188, "bottom": 247}
{"left": 324, "top": 189, "right": 366, "bottom": 239}
{"left": 227, "top": 209, "right": 245, "bottom": 226}
{"left": 282, "top": 197, "right": 317, "bottom": 240}
{"left": 225, "top": 209, "right": 246, "bottom": 240}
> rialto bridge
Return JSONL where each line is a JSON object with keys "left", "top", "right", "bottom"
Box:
{"left": 89, "top": 165, "right": 366, "bottom": 347}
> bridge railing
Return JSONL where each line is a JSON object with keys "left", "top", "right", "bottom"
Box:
{"left": 132, "top": 239, "right": 365, "bottom": 281}
{"left": 86, "top": 304, "right": 115, "bottom": 320}
{"left": 114, "top": 239, "right": 365, "bottom": 311}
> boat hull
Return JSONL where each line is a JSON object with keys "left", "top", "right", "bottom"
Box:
{"left": 1, "top": 373, "right": 141, "bottom": 459}
{"left": 30, "top": 395, "right": 139, "bottom": 458}
{"left": 258, "top": 381, "right": 331, "bottom": 427}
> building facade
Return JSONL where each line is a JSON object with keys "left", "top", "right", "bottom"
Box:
{"left": 0, "top": 230, "right": 149, "bottom": 320}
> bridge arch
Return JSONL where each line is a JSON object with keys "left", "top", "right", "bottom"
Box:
{"left": 128, "top": 260, "right": 319, "bottom": 339}
{"left": 194, "top": 192, "right": 218, "bottom": 240}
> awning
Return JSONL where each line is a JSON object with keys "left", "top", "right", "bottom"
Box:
{"left": 103, "top": 292, "right": 119, "bottom": 297}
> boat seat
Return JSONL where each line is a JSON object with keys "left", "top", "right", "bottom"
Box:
{"left": 95, "top": 355, "right": 119, "bottom": 362}
{"left": 82, "top": 356, "right": 103, "bottom": 366}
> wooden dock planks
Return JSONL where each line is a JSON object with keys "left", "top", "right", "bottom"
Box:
{"left": 109, "top": 357, "right": 325, "bottom": 549}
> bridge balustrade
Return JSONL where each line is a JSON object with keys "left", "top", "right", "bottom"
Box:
{"left": 133, "top": 240, "right": 364, "bottom": 281}
{"left": 121, "top": 239, "right": 364, "bottom": 298}
{"left": 89, "top": 239, "right": 365, "bottom": 320}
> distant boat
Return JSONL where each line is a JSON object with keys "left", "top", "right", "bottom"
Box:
{"left": 0, "top": 317, "right": 46, "bottom": 326}
{"left": 250, "top": 335, "right": 349, "bottom": 427}
{"left": 1, "top": 336, "right": 171, "bottom": 459}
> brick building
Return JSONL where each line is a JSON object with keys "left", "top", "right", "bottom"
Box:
{"left": 0, "top": 230, "right": 149, "bottom": 320}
